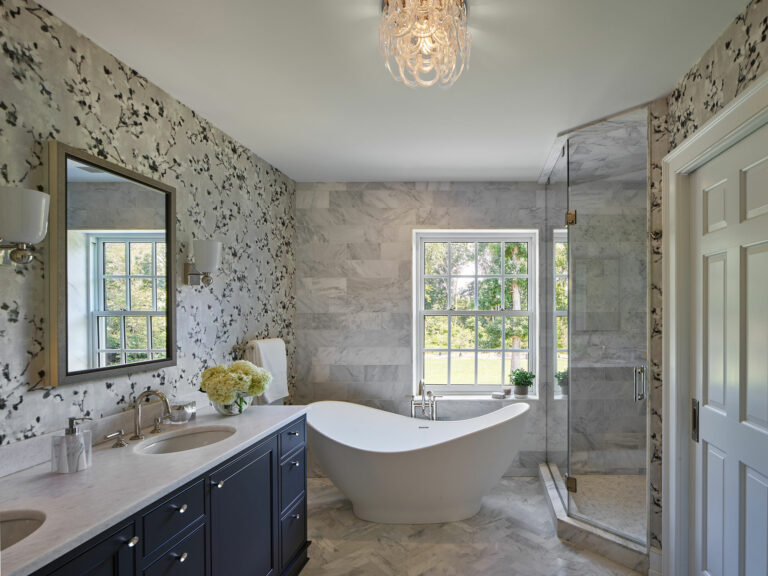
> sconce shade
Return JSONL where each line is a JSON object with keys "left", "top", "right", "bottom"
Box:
{"left": 0, "top": 187, "right": 50, "bottom": 244}
{"left": 193, "top": 239, "right": 222, "bottom": 273}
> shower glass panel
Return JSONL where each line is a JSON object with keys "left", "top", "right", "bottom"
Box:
{"left": 566, "top": 108, "right": 648, "bottom": 545}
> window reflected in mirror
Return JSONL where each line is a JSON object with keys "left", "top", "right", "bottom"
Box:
{"left": 66, "top": 158, "right": 169, "bottom": 372}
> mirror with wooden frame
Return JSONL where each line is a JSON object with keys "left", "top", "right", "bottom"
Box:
{"left": 48, "top": 142, "right": 176, "bottom": 385}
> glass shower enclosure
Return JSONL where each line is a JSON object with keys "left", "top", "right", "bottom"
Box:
{"left": 546, "top": 108, "right": 649, "bottom": 545}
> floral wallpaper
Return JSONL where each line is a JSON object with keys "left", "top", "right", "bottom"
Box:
{"left": 0, "top": 0, "right": 296, "bottom": 445}
{"left": 649, "top": 0, "right": 768, "bottom": 552}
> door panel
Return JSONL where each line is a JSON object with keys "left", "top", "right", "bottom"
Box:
{"left": 704, "top": 443, "right": 726, "bottom": 576}
{"left": 744, "top": 243, "right": 768, "bottom": 430}
{"left": 704, "top": 253, "right": 727, "bottom": 410}
{"left": 691, "top": 120, "right": 768, "bottom": 576}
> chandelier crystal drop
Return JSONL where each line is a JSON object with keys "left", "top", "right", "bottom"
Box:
{"left": 379, "top": 0, "right": 471, "bottom": 89}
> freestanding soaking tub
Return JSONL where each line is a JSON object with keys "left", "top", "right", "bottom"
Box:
{"left": 307, "top": 400, "right": 529, "bottom": 524}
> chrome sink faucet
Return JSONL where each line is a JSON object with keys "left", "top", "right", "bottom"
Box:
{"left": 130, "top": 390, "right": 172, "bottom": 440}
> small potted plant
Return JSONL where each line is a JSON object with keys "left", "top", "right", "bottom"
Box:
{"left": 555, "top": 369, "right": 569, "bottom": 396}
{"left": 510, "top": 368, "right": 535, "bottom": 398}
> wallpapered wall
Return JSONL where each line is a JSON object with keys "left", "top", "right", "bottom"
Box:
{"left": 0, "top": 0, "right": 296, "bottom": 445}
{"left": 648, "top": 0, "right": 768, "bottom": 551}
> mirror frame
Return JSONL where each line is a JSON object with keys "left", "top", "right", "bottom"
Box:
{"left": 47, "top": 141, "right": 177, "bottom": 386}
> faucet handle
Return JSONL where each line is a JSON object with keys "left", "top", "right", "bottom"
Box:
{"left": 151, "top": 417, "right": 163, "bottom": 434}
{"left": 105, "top": 429, "right": 128, "bottom": 448}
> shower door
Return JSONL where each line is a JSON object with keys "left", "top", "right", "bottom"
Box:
{"left": 565, "top": 109, "right": 649, "bottom": 545}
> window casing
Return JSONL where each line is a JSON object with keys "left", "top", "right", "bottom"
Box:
{"left": 413, "top": 230, "right": 538, "bottom": 395}
{"left": 553, "top": 230, "right": 568, "bottom": 398}
{"left": 89, "top": 233, "right": 168, "bottom": 367}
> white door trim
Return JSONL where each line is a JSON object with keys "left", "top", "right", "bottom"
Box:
{"left": 662, "top": 70, "right": 768, "bottom": 576}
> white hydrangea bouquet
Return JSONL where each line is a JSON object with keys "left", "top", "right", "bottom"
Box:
{"left": 200, "top": 360, "right": 272, "bottom": 415}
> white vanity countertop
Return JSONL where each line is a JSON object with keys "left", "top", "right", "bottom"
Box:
{"left": 0, "top": 405, "right": 307, "bottom": 576}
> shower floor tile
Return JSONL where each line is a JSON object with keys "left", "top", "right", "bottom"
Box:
{"left": 305, "top": 476, "right": 641, "bottom": 576}
{"left": 569, "top": 474, "right": 646, "bottom": 543}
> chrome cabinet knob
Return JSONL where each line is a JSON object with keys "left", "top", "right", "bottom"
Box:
{"left": 287, "top": 431, "right": 300, "bottom": 437}
{"left": 291, "top": 513, "right": 301, "bottom": 520}
{"left": 178, "top": 552, "right": 188, "bottom": 563}
{"left": 127, "top": 536, "right": 140, "bottom": 548}
{"left": 289, "top": 460, "right": 301, "bottom": 469}
{"left": 177, "top": 503, "right": 188, "bottom": 514}
{"left": 212, "top": 480, "right": 225, "bottom": 489}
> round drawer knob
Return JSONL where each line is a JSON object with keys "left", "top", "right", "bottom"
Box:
{"left": 178, "top": 504, "right": 188, "bottom": 514}
{"left": 292, "top": 513, "right": 302, "bottom": 520}
{"left": 287, "top": 431, "right": 300, "bottom": 437}
{"left": 290, "top": 461, "right": 301, "bottom": 469}
{"left": 127, "top": 536, "right": 140, "bottom": 548}
{"left": 179, "top": 552, "right": 188, "bottom": 563}
{"left": 212, "top": 480, "right": 225, "bottom": 489}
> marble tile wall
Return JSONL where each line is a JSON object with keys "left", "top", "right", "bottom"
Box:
{"left": 295, "top": 182, "right": 558, "bottom": 476}
{"left": 0, "top": 0, "right": 296, "bottom": 444}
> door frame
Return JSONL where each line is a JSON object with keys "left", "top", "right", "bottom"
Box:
{"left": 662, "top": 71, "right": 768, "bottom": 576}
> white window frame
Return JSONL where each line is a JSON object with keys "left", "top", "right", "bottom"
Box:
{"left": 88, "top": 232, "right": 167, "bottom": 367}
{"left": 553, "top": 229, "right": 568, "bottom": 399}
{"left": 412, "top": 229, "right": 539, "bottom": 396}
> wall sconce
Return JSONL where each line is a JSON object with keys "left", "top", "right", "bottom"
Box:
{"left": 0, "top": 187, "right": 50, "bottom": 264}
{"left": 185, "top": 239, "right": 222, "bottom": 287}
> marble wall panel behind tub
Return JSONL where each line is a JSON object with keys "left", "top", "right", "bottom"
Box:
{"left": 296, "top": 181, "right": 558, "bottom": 476}
{"left": 0, "top": 0, "right": 296, "bottom": 445}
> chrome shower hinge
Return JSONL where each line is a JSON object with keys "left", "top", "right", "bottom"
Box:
{"left": 565, "top": 474, "right": 577, "bottom": 493}
{"left": 566, "top": 210, "right": 577, "bottom": 226}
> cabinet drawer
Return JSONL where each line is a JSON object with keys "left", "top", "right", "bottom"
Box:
{"left": 280, "top": 497, "right": 306, "bottom": 570}
{"left": 279, "top": 420, "right": 305, "bottom": 457}
{"left": 142, "top": 480, "right": 205, "bottom": 557}
{"left": 144, "top": 523, "right": 206, "bottom": 576}
{"left": 280, "top": 448, "right": 305, "bottom": 511}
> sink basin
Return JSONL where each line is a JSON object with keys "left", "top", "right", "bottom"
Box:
{"left": 0, "top": 510, "right": 45, "bottom": 551}
{"left": 136, "top": 426, "right": 236, "bottom": 455}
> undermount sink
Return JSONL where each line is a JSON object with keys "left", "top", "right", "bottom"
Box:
{"left": 136, "top": 426, "right": 236, "bottom": 455}
{"left": 0, "top": 510, "right": 45, "bottom": 551}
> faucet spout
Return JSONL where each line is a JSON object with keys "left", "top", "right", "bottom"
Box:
{"left": 130, "top": 390, "right": 172, "bottom": 441}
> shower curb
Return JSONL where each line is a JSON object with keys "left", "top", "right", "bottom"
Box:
{"left": 538, "top": 463, "right": 650, "bottom": 574}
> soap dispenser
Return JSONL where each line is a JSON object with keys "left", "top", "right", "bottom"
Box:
{"left": 51, "top": 417, "right": 93, "bottom": 474}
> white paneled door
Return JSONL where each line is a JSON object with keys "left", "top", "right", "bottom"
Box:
{"left": 691, "top": 121, "right": 768, "bottom": 576}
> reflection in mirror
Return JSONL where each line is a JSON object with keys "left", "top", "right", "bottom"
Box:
{"left": 65, "top": 158, "right": 168, "bottom": 372}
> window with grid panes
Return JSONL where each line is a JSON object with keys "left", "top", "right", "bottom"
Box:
{"left": 414, "top": 230, "right": 538, "bottom": 394}
{"left": 553, "top": 230, "right": 568, "bottom": 398}
{"left": 91, "top": 234, "right": 168, "bottom": 367}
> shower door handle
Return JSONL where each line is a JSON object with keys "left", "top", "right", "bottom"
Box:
{"left": 633, "top": 365, "right": 646, "bottom": 402}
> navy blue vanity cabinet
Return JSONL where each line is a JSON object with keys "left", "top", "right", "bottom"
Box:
{"left": 33, "top": 415, "right": 308, "bottom": 576}
{"left": 46, "top": 523, "right": 137, "bottom": 576}
{"left": 209, "top": 436, "right": 278, "bottom": 576}
{"left": 278, "top": 419, "right": 308, "bottom": 576}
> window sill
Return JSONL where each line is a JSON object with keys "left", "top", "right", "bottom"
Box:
{"left": 416, "top": 393, "right": 539, "bottom": 402}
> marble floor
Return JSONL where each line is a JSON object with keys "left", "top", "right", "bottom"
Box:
{"left": 304, "top": 477, "right": 641, "bottom": 576}
{"left": 568, "top": 475, "right": 646, "bottom": 543}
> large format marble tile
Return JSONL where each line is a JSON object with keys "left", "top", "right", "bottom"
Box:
{"left": 305, "top": 477, "right": 641, "bottom": 576}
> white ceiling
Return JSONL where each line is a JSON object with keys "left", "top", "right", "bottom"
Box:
{"left": 39, "top": 0, "right": 746, "bottom": 182}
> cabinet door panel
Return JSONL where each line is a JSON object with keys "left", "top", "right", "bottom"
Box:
{"left": 210, "top": 438, "right": 277, "bottom": 576}
{"left": 48, "top": 524, "right": 135, "bottom": 576}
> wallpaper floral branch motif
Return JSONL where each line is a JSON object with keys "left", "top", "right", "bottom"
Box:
{"left": 0, "top": 0, "right": 296, "bottom": 445}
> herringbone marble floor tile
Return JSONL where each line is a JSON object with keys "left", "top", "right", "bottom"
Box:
{"left": 304, "top": 477, "right": 640, "bottom": 576}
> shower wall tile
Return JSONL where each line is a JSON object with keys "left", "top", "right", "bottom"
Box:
{"left": 296, "top": 181, "right": 555, "bottom": 476}
{"left": 0, "top": 0, "right": 296, "bottom": 445}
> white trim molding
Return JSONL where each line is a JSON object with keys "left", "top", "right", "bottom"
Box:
{"left": 662, "top": 70, "right": 768, "bottom": 576}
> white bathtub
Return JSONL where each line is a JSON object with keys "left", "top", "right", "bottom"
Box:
{"left": 307, "top": 400, "right": 530, "bottom": 524}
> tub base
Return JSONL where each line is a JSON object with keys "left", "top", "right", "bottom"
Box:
{"left": 352, "top": 500, "right": 482, "bottom": 524}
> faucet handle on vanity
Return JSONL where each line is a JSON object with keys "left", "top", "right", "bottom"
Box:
{"left": 151, "top": 417, "right": 163, "bottom": 434}
{"left": 105, "top": 429, "right": 128, "bottom": 448}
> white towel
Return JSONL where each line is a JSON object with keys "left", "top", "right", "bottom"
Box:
{"left": 244, "top": 338, "right": 289, "bottom": 405}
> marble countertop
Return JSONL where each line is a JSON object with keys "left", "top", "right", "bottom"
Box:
{"left": 0, "top": 405, "right": 307, "bottom": 576}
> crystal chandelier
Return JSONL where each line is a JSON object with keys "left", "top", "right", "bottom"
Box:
{"left": 379, "top": 0, "right": 471, "bottom": 88}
